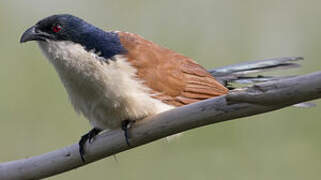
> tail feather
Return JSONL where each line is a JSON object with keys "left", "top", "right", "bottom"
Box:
{"left": 209, "top": 57, "right": 315, "bottom": 108}
{"left": 227, "top": 75, "right": 295, "bottom": 85}
{"left": 208, "top": 57, "right": 303, "bottom": 86}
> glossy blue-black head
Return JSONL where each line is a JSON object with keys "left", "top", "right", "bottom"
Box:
{"left": 20, "top": 14, "right": 126, "bottom": 59}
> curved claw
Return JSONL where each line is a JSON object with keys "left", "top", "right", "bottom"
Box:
{"left": 78, "top": 128, "right": 101, "bottom": 162}
{"left": 121, "top": 120, "right": 135, "bottom": 146}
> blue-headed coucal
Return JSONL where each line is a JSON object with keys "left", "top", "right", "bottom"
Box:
{"left": 20, "top": 14, "right": 232, "bottom": 162}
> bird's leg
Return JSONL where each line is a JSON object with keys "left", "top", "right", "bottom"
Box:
{"left": 79, "top": 127, "right": 102, "bottom": 162}
{"left": 121, "top": 120, "right": 136, "bottom": 146}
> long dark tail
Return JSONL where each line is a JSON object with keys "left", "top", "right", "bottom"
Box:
{"left": 208, "top": 57, "right": 315, "bottom": 107}
{"left": 209, "top": 57, "right": 303, "bottom": 89}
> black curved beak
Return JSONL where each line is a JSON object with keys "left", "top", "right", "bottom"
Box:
{"left": 20, "top": 26, "right": 38, "bottom": 43}
{"left": 20, "top": 26, "right": 51, "bottom": 43}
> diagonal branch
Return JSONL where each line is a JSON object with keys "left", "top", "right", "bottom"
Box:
{"left": 1, "top": 71, "right": 321, "bottom": 180}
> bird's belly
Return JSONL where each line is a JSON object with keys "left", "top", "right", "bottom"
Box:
{"left": 63, "top": 59, "right": 174, "bottom": 130}
{"left": 38, "top": 41, "right": 174, "bottom": 130}
{"left": 67, "top": 84, "right": 128, "bottom": 130}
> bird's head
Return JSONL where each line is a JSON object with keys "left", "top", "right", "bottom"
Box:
{"left": 20, "top": 14, "right": 126, "bottom": 59}
{"left": 20, "top": 14, "right": 86, "bottom": 43}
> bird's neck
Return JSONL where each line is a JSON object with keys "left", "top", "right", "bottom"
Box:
{"left": 74, "top": 29, "right": 126, "bottom": 59}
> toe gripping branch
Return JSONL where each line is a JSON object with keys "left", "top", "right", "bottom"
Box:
{"left": 121, "top": 120, "right": 135, "bottom": 146}
{"left": 78, "top": 128, "right": 101, "bottom": 162}
{"left": 78, "top": 120, "right": 135, "bottom": 162}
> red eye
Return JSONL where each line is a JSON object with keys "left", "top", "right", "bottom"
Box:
{"left": 52, "top": 24, "right": 62, "bottom": 33}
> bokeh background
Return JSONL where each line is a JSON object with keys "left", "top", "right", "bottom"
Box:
{"left": 1, "top": 0, "right": 321, "bottom": 179}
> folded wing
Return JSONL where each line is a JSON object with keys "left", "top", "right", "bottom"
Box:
{"left": 118, "top": 32, "right": 228, "bottom": 107}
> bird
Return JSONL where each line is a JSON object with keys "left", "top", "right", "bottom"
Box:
{"left": 20, "top": 14, "right": 229, "bottom": 161}
{"left": 20, "top": 14, "right": 299, "bottom": 162}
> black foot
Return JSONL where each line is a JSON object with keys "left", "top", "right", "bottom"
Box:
{"left": 79, "top": 128, "right": 101, "bottom": 162}
{"left": 121, "top": 120, "right": 135, "bottom": 146}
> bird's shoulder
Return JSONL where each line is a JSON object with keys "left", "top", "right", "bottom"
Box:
{"left": 116, "top": 31, "right": 228, "bottom": 106}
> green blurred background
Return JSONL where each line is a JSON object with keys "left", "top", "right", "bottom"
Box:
{"left": 1, "top": 0, "right": 321, "bottom": 179}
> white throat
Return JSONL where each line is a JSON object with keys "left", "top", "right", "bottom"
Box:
{"left": 38, "top": 40, "right": 173, "bottom": 129}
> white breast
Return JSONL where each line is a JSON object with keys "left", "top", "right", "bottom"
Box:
{"left": 38, "top": 40, "right": 174, "bottom": 130}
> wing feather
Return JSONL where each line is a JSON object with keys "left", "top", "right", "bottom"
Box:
{"left": 118, "top": 32, "right": 228, "bottom": 106}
